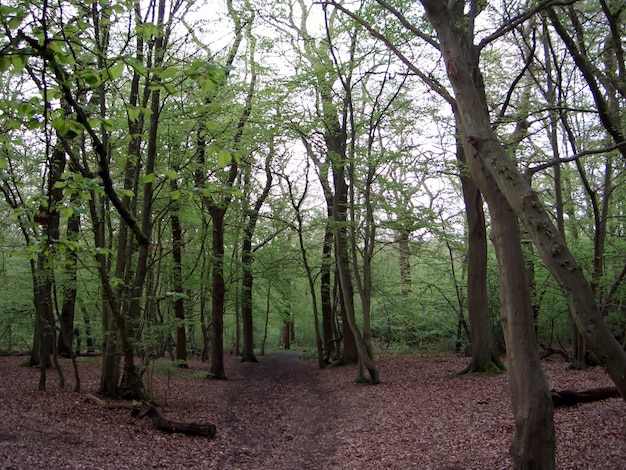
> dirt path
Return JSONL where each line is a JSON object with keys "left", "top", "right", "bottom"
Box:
{"left": 212, "top": 352, "right": 340, "bottom": 469}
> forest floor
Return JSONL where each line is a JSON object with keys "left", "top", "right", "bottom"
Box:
{"left": 0, "top": 352, "right": 624, "bottom": 469}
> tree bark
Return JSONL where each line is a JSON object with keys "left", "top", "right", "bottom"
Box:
{"left": 58, "top": 201, "right": 80, "bottom": 357}
{"left": 208, "top": 207, "right": 228, "bottom": 380}
{"left": 170, "top": 175, "right": 188, "bottom": 367}
{"left": 551, "top": 387, "right": 620, "bottom": 407}
{"left": 333, "top": 171, "right": 379, "bottom": 384}
{"left": 85, "top": 394, "right": 216, "bottom": 438}
{"left": 240, "top": 154, "right": 272, "bottom": 363}
{"left": 457, "top": 137, "right": 503, "bottom": 374}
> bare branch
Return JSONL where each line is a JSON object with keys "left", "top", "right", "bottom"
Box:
{"left": 525, "top": 141, "right": 626, "bottom": 178}
{"left": 323, "top": 0, "right": 455, "bottom": 106}
{"left": 477, "top": 0, "right": 573, "bottom": 50}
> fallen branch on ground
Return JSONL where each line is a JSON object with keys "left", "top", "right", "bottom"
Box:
{"left": 551, "top": 387, "right": 620, "bottom": 407}
{"left": 85, "top": 393, "right": 216, "bottom": 437}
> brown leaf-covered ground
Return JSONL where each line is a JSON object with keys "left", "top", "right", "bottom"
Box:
{"left": 0, "top": 352, "right": 624, "bottom": 469}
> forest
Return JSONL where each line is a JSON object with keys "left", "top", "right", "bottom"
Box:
{"left": 0, "top": 0, "right": 625, "bottom": 468}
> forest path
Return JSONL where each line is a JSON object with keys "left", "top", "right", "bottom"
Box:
{"left": 212, "top": 352, "right": 342, "bottom": 469}
{"left": 0, "top": 355, "right": 623, "bottom": 469}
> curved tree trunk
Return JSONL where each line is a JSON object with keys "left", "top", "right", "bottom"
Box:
{"left": 421, "top": 0, "right": 626, "bottom": 465}
{"left": 425, "top": 2, "right": 626, "bottom": 397}
{"left": 457, "top": 134, "right": 504, "bottom": 374}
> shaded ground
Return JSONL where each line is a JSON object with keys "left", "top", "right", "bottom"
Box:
{"left": 0, "top": 352, "right": 624, "bottom": 469}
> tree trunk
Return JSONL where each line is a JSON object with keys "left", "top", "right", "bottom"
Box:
{"left": 337, "top": 288, "right": 357, "bottom": 364}
{"left": 58, "top": 203, "right": 80, "bottom": 357}
{"left": 281, "top": 315, "right": 291, "bottom": 350}
{"left": 81, "top": 305, "right": 95, "bottom": 353}
{"left": 321, "top": 222, "right": 335, "bottom": 362}
{"left": 260, "top": 282, "right": 271, "bottom": 356}
{"left": 457, "top": 133, "right": 503, "bottom": 373}
{"left": 170, "top": 176, "right": 188, "bottom": 367}
{"left": 240, "top": 154, "right": 272, "bottom": 363}
{"left": 240, "top": 241, "right": 257, "bottom": 362}
{"left": 30, "top": 142, "right": 65, "bottom": 370}
{"left": 427, "top": 2, "right": 626, "bottom": 398}
{"left": 30, "top": 256, "right": 54, "bottom": 371}
{"left": 486, "top": 175, "right": 555, "bottom": 468}
{"left": 396, "top": 228, "right": 418, "bottom": 347}
{"left": 333, "top": 172, "right": 379, "bottom": 384}
{"left": 209, "top": 207, "right": 227, "bottom": 380}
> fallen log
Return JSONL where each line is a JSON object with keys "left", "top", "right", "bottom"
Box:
{"left": 132, "top": 402, "right": 217, "bottom": 438}
{"left": 85, "top": 393, "right": 216, "bottom": 438}
{"left": 551, "top": 387, "right": 620, "bottom": 407}
{"left": 85, "top": 393, "right": 132, "bottom": 410}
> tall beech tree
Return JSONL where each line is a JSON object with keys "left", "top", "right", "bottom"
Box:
{"left": 240, "top": 149, "right": 273, "bottom": 363}
{"left": 195, "top": 3, "right": 256, "bottom": 378}
{"left": 418, "top": 1, "right": 626, "bottom": 466}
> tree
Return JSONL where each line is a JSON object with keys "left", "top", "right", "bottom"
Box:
{"left": 284, "top": 159, "right": 325, "bottom": 367}
{"left": 418, "top": 1, "right": 626, "bottom": 465}
{"left": 456, "top": 133, "right": 504, "bottom": 374}
{"left": 240, "top": 149, "right": 273, "bottom": 363}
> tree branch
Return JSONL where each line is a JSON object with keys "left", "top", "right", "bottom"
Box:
{"left": 525, "top": 141, "right": 626, "bottom": 178}
{"left": 17, "top": 32, "right": 152, "bottom": 248}
{"left": 323, "top": 0, "right": 455, "bottom": 106}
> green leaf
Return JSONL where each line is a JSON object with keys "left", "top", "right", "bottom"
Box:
{"left": 142, "top": 172, "right": 157, "bottom": 183}
{"left": 127, "top": 106, "right": 140, "bottom": 122}
{"left": 126, "top": 57, "right": 147, "bottom": 75}
{"left": 56, "top": 52, "right": 76, "bottom": 66}
{"left": 11, "top": 55, "right": 26, "bottom": 72}
{"left": 165, "top": 170, "right": 178, "bottom": 180}
{"left": 170, "top": 189, "right": 181, "bottom": 200}
{"left": 119, "top": 189, "right": 135, "bottom": 197}
{"left": 0, "top": 56, "right": 10, "bottom": 72}
{"left": 62, "top": 207, "right": 74, "bottom": 218}
{"left": 101, "top": 118, "right": 114, "bottom": 132}
{"left": 53, "top": 181, "right": 68, "bottom": 189}
{"left": 0, "top": 158, "right": 7, "bottom": 170}
{"left": 109, "top": 61, "right": 124, "bottom": 80}
{"left": 51, "top": 116, "right": 71, "bottom": 136}
{"left": 217, "top": 148, "right": 232, "bottom": 167}
{"left": 158, "top": 67, "right": 178, "bottom": 79}
{"left": 83, "top": 71, "right": 101, "bottom": 86}
{"left": 199, "top": 78, "right": 216, "bottom": 92}
{"left": 8, "top": 14, "right": 24, "bottom": 30}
